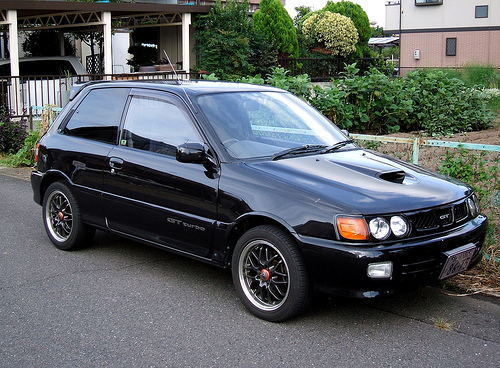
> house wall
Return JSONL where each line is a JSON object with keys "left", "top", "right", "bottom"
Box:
{"left": 402, "top": 30, "right": 500, "bottom": 71}
{"left": 385, "top": 0, "right": 500, "bottom": 74}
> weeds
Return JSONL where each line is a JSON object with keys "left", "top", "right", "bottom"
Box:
{"left": 432, "top": 317, "right": 454, "bottom": 331}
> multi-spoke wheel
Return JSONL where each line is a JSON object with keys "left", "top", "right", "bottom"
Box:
{"left": 42, "top": 182, "right": 95, "bottom": 250}
{"left": 232, "top": 225, "right": 310, "bottom": 322}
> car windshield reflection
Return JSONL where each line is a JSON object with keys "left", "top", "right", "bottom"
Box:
{"left": 196, "top": 91, "right": 347, "bottom": 160}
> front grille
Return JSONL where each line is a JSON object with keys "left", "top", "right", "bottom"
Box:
{"left": 454, "top": 201, "right": 468, "bottom": 223}
{"left": 411, "top": 210, "right": 439, "bottom": 231}
{"left": 408, "top": 199, "right": 471, "bottom": 235}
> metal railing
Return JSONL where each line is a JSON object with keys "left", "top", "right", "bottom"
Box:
{"left": 276, "top": 57, "right": 387, "bottom": 81}
{"left": 0, "top": 71, "right": 200, "bottom": 120}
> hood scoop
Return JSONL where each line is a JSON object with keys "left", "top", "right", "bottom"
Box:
{"left": 377, "top": 170, "right": 406, "bottom": 184}
{"left": 327, "top": 157, "right": 408, "bottom": 185}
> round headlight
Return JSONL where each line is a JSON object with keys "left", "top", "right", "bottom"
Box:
{"left": 467, "top": 198, "right": 476, "bottom": 217}
{"left": 369, "top": 217, "right": 391, "bottom": 240}
{"left": 390, "top": 216, "right": 410, "bottom": 238}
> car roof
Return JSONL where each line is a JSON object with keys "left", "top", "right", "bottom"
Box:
{"left": 71, "top": 80, "right": 286, "bottom": 100}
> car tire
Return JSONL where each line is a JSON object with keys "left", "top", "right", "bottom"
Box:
{"left": 42, "top": 181, "right": 95, "bottom": 251}
{"left": 232, "top": 225, "right": 311, "bottom": 322}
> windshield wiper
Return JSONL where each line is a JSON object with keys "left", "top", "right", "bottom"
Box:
{"left": 320, "top": 139, "right": 355, "bottom": 154}
{"left": 272, "top": 144, "right": 327, "bottom": 161}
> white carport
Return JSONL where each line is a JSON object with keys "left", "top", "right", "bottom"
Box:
{"left": 0, "top": 0, "right": 210, "bottom": 115}
{"left": 0, "top": 0, "right": 210, "bottom": 76}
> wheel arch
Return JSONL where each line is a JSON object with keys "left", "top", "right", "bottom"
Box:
{"left": 223, "top": 212, "right": 299, "bottom": 268}
{"left": 39, "top": 170, "right": 72, "bottom": 203}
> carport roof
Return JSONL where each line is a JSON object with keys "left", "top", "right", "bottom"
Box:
{"left": 0, "top": 0, "right": 211, "bottom": 30}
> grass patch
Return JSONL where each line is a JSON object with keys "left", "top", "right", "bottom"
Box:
{"left": 488, "top": 95, "right": 500, "bottom": 113}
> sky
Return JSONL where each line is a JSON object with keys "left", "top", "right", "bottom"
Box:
{"left": 284, "top": 0, "right": 387, "bottom": 27}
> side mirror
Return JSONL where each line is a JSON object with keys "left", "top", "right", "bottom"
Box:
{"left": 176, "top": 143, "right": 210, "bottom": 164}
{"left": 341, "top": 129, "right": 350, "bottom": 138}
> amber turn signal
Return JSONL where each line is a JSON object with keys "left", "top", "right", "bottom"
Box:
{"left": 337, "top": 217, "right": 369, "bottom": 240}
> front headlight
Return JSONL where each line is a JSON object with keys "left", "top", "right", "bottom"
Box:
{"left": 390, "top": 216, "right": 410, "bottom": 238}
{"left": 467, "top": 195, "right": 480, "bottom": 218}
{"left": 369, "top": 217, "right": 391, "bottom": 240}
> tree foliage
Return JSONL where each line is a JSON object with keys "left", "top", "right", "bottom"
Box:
{"left": 323, "top": 1, "right": 371, "bottom": 57}
{"left": 194, "top": 0, "right": 257, "bottom": 79}
{"left": 301, "top": 12, "right": 358, "bottom": 57}
{"left": 253, "top": 0, "right": 299, "bottom": 57}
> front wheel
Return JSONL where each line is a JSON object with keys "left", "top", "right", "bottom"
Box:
{"left": 231, "top": 225, "right": 311, "bottom": 322}
{"left": 42, "top": 181, "right": 95, "bottom": 251}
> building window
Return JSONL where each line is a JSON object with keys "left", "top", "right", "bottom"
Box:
{"left": 446, "top": 38, "right": 456, "bottom": 56}
{"left": 475, "top": 5, "right": 488, "bottom": 18}
{"left": 415, "top": 0, "right": 443, "bottom": 5}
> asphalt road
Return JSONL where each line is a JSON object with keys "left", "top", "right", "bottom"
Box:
{"left": 1, "top": 172, "right": 499, "bottom": 368}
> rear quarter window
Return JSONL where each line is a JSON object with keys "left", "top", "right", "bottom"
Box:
{"left": 63, "top": 88, "right": 130, "bottom": 144}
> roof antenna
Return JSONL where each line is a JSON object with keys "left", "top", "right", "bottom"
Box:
{"left": 163, "top": 49, "right": 181, "bottom": 85}
{"left": 162, "top": 49, "right": 197, "bottom": 113}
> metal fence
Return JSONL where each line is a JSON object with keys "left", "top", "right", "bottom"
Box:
{"left": 352, "top": 134, "right": 500, "bottom": 225}
{"left": 0, "top": 71, "right": 199, "bottom": 120}
{"left": 276, "top": 57, "right": 386, "bottom": 81}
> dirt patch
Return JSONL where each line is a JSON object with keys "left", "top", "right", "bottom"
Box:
{"left": 385, "top": 124, "right": 500, "bottom": 145}
{"left": 0, "top": 165, "right": 32, "bottom": 181}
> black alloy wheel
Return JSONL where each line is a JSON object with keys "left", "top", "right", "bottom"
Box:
{"left": 42, "top": 182, "right": 95, "bottom": 250}
{"left": 232, "top": 225, "right": 310, "bottom": 322}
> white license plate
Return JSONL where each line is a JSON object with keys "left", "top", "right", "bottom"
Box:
{"left": 439, "top": 244, "right": 476, "bottom": 280}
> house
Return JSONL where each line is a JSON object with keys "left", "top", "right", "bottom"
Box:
{"left": 385, "top": 0, "right": 500, "bottom": 74}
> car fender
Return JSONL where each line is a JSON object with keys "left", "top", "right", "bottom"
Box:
{"left": 219, "top": 210, "right": 300, "bottom": 267}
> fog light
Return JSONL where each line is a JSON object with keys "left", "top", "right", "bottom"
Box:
{"left": 367, "top": 262, "right": 393, "bottom": 279}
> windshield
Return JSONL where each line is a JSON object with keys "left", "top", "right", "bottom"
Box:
{"left": 196, "top": 91, "right": 350, "bottom": 160}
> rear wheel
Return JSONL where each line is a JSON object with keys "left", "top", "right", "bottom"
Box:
{"left": 232, "top": 225, "right": 310, "bottom": 322}
{"left": 42, "top": 182, "right": 95, "bottom": 251}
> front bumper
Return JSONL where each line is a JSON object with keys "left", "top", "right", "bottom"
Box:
{"left": 298, "top": 214, "right": 488, "bottom": 298}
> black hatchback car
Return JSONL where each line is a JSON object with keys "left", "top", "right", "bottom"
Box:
{"left": 31, "top": 80, "right": 488, "bottom": 321}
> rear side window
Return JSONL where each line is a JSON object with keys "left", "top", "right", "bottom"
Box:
{"left": 63, "top": 88, "right": 129, "bottom": 144}
{"left": 120, "top": 95, "right": 201, "bottom": 156}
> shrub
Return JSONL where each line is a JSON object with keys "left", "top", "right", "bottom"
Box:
{"left": 323, "top": 0, "right": 371, "bottom": 57}
{"left": 311, "top": 64, "right": 412, "bottom": 134}
{"left": 301, "top": 12, "right": 358, "bottom": 57}
{"left": 0, "top": 109, "right": 28, "bottom": 155}
{"left": 308, "top": 66, "right": 495, "bottom": 135}
{"left": 404, "top": 70, "right": 495, "bottom": 135}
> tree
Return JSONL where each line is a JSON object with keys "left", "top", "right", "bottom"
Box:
{"left": 194, "top": 0, "right": 259, "bottom": 79}
{"left": 323, "top": 1, "right": 371, "bottom": 57}
{"left": 293, "top": 5, "right": 312, "bottom": 29}
{"left": 371, "top": 25, "right": 385, "bottom": 38}
{"left": 301, "top": 11, "right": 358, "bottom": 57}
{"left": 253, "top": 0, "right": 299, "bottom": 58}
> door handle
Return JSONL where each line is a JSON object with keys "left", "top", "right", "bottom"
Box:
{"left": 109, "top": 157, "right": 124, "bottom": 174}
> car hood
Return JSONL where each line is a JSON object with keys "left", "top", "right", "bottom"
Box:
{"left": 246, "top": 149, "right": 471, "bottom": 215}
